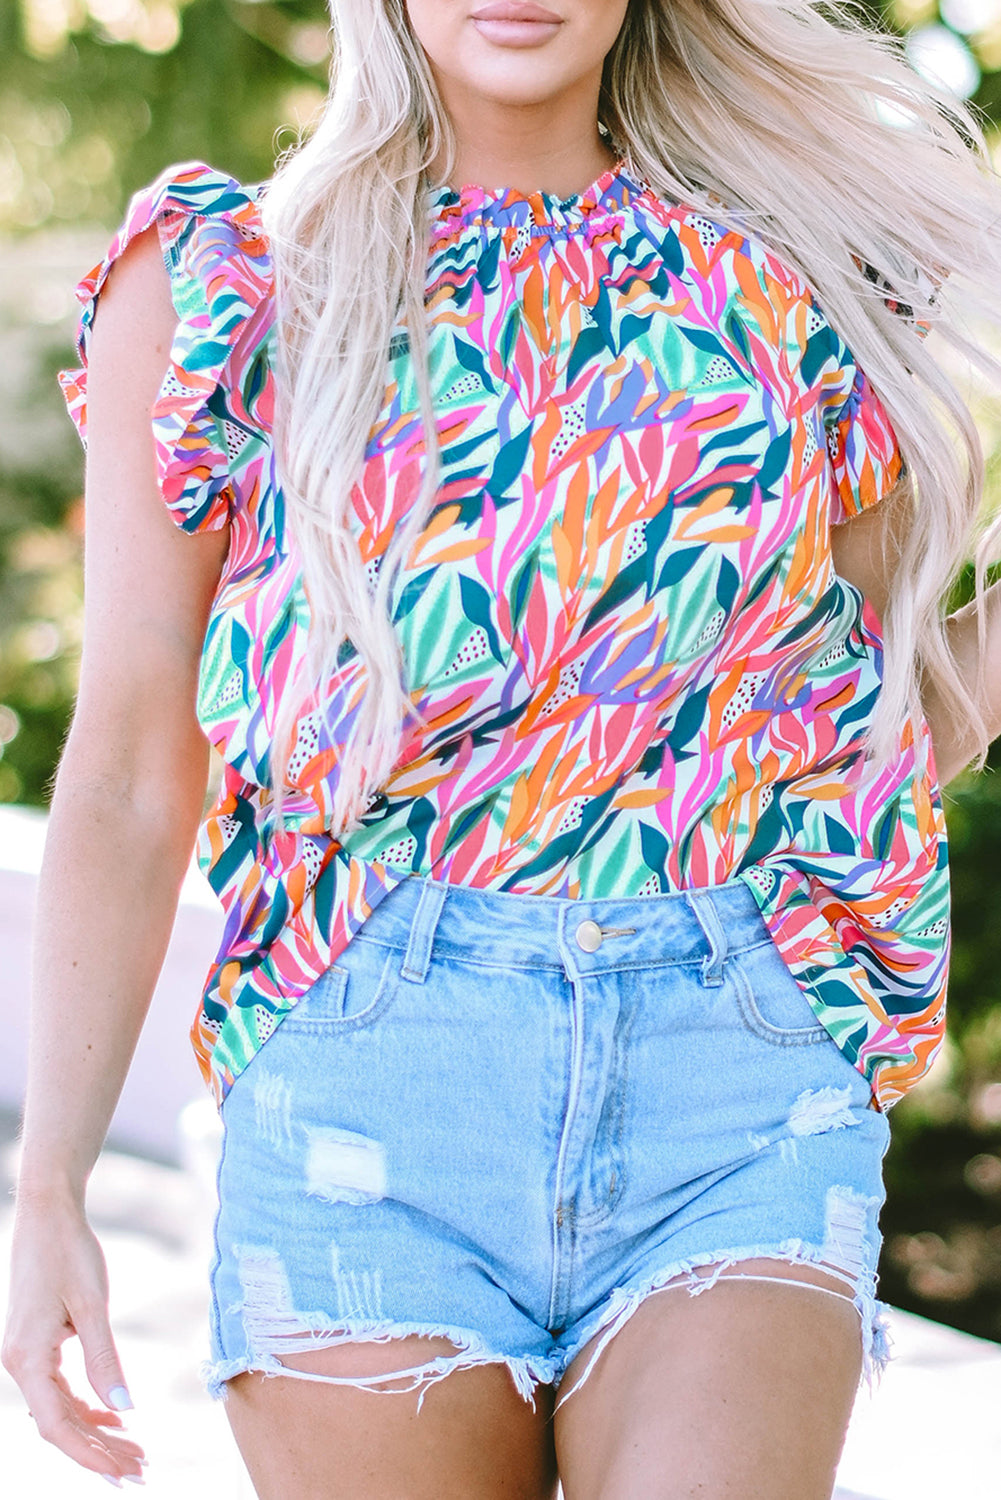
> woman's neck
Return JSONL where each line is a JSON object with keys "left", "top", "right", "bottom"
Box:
{"left": 434, "top": 136, "right": 618, "bottom": 196}
{"left": 427, "top": 70, "right": 615, "bottom": 197}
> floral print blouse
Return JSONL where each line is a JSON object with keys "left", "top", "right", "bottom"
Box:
{"left": 60, "top": 160, "right": 948, "bottom": 1112}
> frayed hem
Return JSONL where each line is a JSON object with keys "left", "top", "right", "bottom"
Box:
{"left": 200, "top": 1322, "right": 560, "bottom": 1413}
{"left": 552, "top": 1241, "right": 894, "bottom": 1412}
{"left": 863, "top": 1297, "right": 894, "bottom": 1392}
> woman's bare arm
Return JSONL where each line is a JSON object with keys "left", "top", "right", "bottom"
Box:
{"left": 830, "top": 482, "right": 1001, "bottom": 784}
{"left": 2, "top": 224, "right": 229, "bottom": 1480}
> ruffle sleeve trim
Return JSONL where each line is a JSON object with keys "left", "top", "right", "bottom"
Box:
{"left": 58, "top": 159, "right": 273, "bottom": 534}
{"left": 823, "top": 249, "right": 944, "bottom": 524}
{"left": 825, "top": 362, "right": 905, "bottom": 525}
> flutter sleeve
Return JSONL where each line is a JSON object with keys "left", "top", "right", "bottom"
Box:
{"left": 813, "top": 249, "right": 944, "bottom": 526}
{"left": 821, "top": 357, "right": 905, "bottom": 525}
{"left": 58, "top": 160, "right": 273, "bottom": 533}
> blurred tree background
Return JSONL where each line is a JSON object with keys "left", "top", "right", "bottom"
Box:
{"left": 1, "top": 0, "right": 1001, "bottom": 1339}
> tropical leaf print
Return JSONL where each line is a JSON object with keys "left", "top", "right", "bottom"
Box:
{"left": 60, "top": 160, "right": 947, "bottom": 1112}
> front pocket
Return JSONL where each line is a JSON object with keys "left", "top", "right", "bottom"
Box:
{"left": 731, "top": 942, "right": 831, "bottom": 1046}
{"left": 280, "top": 946, "right": 400, "bottom": 1033}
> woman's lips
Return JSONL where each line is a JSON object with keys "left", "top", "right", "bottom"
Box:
{"left": 470, "top": 3, "right": 563, "bottom": 47}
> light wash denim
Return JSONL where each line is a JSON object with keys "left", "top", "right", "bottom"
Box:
{"left": 203, "top": 874, "right": 893, "bottom": 1408}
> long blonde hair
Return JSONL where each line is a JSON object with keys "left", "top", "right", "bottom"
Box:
{"left": 262, "top": 0, "right": 1001, "bottom": 836}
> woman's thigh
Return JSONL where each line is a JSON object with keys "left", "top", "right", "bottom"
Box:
{"left": 553, "top": 1259, "right": 862, "bottom": 1500}
{"left": 223, "top": 1343, "right": 559, "bottom": 1500}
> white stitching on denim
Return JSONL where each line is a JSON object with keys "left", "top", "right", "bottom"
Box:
{"left": 399, "top": 878, "right": 447, "bottom": 983}
{"left": 684, "top": 890, "right": 728, "bottom": 986}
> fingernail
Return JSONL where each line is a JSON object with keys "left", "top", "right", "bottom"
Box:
{"left": 122, "top": 1479, "right": 145, "bottom": 1487}
{"left": 107, "top": 1386, "right": 133, "bottom": 1412}
{"left": 100, "top": 1479, "right": 123, "bottom": 1490}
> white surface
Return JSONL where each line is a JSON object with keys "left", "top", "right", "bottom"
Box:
{"left": 0, "top": 804, "right": 224, "bottom": 1163}
{"left": 1, "top": 1126, "right": 1000, "bottom": 1499}
{"left": 834, "top": 1307, "right": 1001, "bottom": 1499}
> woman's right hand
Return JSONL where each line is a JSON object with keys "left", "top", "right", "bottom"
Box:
{"left": 2, "top": 1191, "right": 147, "bottom": 1484}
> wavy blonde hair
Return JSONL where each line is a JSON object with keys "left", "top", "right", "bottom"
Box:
{"left": 261, "top": 0, "right": 1001, "bottom": 836}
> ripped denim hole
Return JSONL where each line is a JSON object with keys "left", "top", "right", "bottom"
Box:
{"left": 201, "top": 1247, "right": 559, "bottom": 1412}
{"left": 554, "top": 1191, "right": 892, "bottom": 1413}
{"left": 787, "top": 1085, "right": 859, "bottom": 1138}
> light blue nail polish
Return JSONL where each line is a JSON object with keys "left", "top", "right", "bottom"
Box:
{"left": 107, "top": 1386, "right": 133, "bottom": 1412}
{"left": 100, "top": 1478, "right": 123, "bottom": 1490}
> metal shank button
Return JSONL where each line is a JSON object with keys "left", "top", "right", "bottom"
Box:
{"left": 575, "top": 919, "right": 603, "bottom": 953}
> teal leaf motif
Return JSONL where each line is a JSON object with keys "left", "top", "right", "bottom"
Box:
{"left": 509, "top": 550, "right": 537, "bottom": 636}
{"left": 442, "top": 796, "right": 493, "bottom": 855}
{"left": 489, "top": 425, "right": 533, "bottom": 497}
{"left": 498, "top": 311, "right": 519, "bottom": 371}
{"left": 509, "top": 793, "right": 616, "bottom": 884}
{"left": 871, "top": 803, "right": 898, "bottom": 864}
{"left": 394, "top": 568, "right": 437, "bottom": 622}
{"left": 665, "top": 683, "right": 711, "bottom": 758}
{"left": 655, "top": 545, "right": 702, "bottom": 591}
{"left": 405, "top": 796, "right": 436, "bottom": 869}
{"left": 724, "top": 309, "right": 752, "bottom": 367}
{"left": 243, "top": 350, "right": 269, "bottom": 410}
{"left": 458, "top": 573, "right": 505, "bottom": 663}
{"left": 477, "top": 231, "right": 502, "bottom": 290}
{"left": 454, "top": 337, "right": 492, "bottom": 389}
{"left": 446, "top": 432, "right": 495, "bottom": 468}
{"left": 681, "top": 325, "right": 734, "bottom": 361}
{"left": 824, "top": 814, "right": 857, "bottom": 858}
{"left": 799, "top": 314, "right": 840, "bottom": 387}
{"left": 651, "top": 226, "right": 686, "bottom": 278}
{"left": 567, "top": 324, "right": 611, "bottom": 387}
{"left": 756, "top": 428, "right": 793, "bottom": 496}
{"left": 715, "top": 556, "right": 740, "bottom": 614}
{"left": 583, "top": 551, "right": 650, "bottom": 633}
{"left": 230, "top": 619, "right": 252, "bottom": 676}
{"left": 639, "top": 821, "right": 672, "bottom": 883}
{"left": 209, "top": 803, "right": 255, "bottom": 893}
{"left": 313, "top": 858, "right": 335, "bottom": 935}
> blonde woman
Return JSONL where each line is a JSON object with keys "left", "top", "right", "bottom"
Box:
{"left": 5, "top": 1, "right": 1001, "bottom": 1496}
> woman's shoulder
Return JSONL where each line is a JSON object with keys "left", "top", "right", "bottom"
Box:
{"left": 61, "top": 162, "right": 276, "bottom": 533}
{"left": 72, "top": 161, "right": 273, "bottom": 335}
{"left": 121, "top": 160, "right": 271, "bottom": 300}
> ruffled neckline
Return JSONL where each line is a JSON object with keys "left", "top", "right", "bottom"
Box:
{"left": 427, "top": 157, "right": 647, "bottom": 233}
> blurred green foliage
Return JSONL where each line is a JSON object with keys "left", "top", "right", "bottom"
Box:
{"left": 1, "top": 0, "right": 1001, "bottom": 1339}
{"left": 0, "top": 0, "right": 330, "bottom": 806}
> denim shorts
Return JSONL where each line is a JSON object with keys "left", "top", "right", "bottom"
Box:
{"left": 203, "top": 875, "right": 893, "bottom": 1409}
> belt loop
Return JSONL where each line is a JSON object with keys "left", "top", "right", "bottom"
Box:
{"left": 686, "top": 891, "right": 727, "bottom": 988}
{"left": 400, "top": 878, "right": 447, "bottom": 984}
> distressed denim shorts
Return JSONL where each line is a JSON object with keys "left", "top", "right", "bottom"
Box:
{"left": 203, "top": 874, "right": 894, "bottom": 1408}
